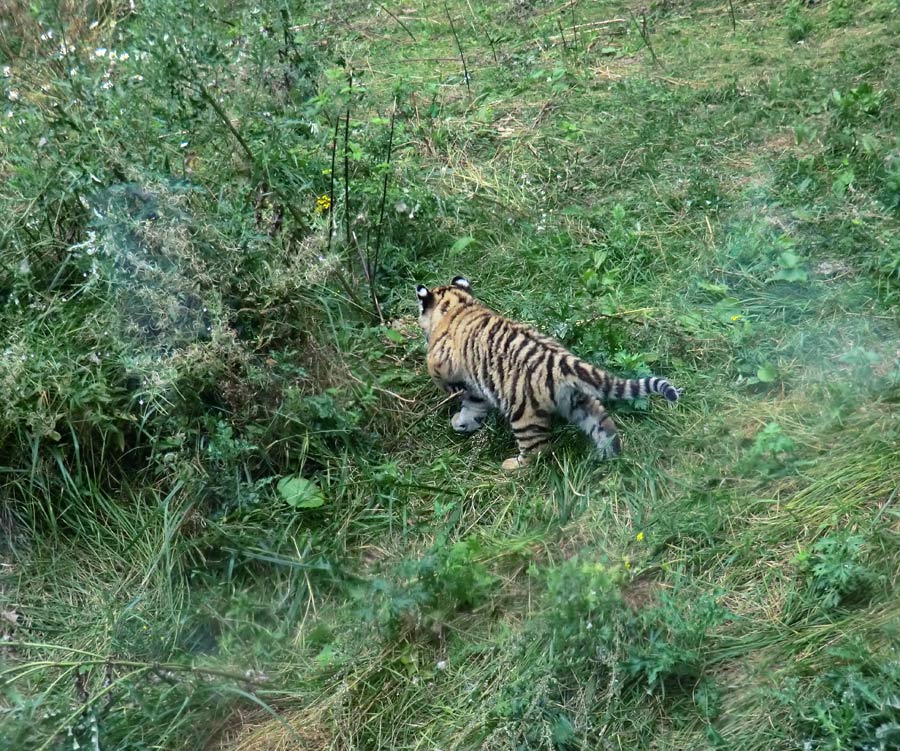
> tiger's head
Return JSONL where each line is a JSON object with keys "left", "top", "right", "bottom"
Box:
{"left": 415, "top": 276, "right": 474, "bottom": 339}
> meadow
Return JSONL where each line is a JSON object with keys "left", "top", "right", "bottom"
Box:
{"left": 1, "top": 1, "right": 899, "bottom": 749}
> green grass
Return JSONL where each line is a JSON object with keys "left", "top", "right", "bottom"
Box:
{"left": 2, "top": 1, "right": 899, "bottom": 749}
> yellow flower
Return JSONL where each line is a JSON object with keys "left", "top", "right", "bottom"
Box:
{"left": 622, "top": 555, "right": 631, "bottom": 570}
{"left": 315, "top": 194, "right": 332, "bottom": 214}
{"left": 730, "top": 314, "right": 742, "bottom": 321}
{"left": 636, "top": 531, "right": 644, "bottom": 542}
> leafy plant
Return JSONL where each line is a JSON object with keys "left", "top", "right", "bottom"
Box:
{"left": 795, "top": 531, "right": 879, "bottom": 610}
{"left": 625, "top": 589, "right": 727, "bottom": 691}
{"left": 740, "top": 422, "right": 797, "bottom": 476}
{"left": 785, "top": 1, "right": 813, "bottom": 42}
{"left": 770, "top": 249, "right": 808, "bottom": 283}
{"left": 784, "top": 640, "right": 900, "bottom": 751}
{"left": 365, "top": 537, "right": 498, "bottom": 639}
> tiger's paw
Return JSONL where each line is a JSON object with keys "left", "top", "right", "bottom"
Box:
{"left": 501, "top": 455, "right": 530, "bottom": 471}
{"left": 597, "top": 433, "right": 622, "bottom": 459}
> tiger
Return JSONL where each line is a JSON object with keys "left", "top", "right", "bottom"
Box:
{"left": 416, "top": 276, "right": 680, "bottom": 471}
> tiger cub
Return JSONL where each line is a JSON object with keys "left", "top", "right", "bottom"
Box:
{"left": 416, "top": 276, "right": 680, "bottom": 470}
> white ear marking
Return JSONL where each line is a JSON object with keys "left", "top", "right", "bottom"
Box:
{"left": 452, "top": 276, "right": 471, "bottom": 289}
{"left": 416, "top": 285, "right": 429, "bottom": 298}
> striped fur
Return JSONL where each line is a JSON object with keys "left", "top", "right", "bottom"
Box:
{"left": 416, "top": 277, "right": 680, "bottom": 470}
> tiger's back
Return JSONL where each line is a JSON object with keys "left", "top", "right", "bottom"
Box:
{"left": 416, "top": 277, "right": 679, "bottom": 470}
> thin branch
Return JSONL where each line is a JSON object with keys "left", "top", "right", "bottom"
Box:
{"left": 377, "top": 2, "right": 417, "bottom": 41}
{"left": 630, "top": 11, "right": 660, "bottom": 68}
{"left": 444, "top": 2, "right": 471, "bottom": 96}
{"left": 327, "top": 114, "right": 339, "bottom": 255}
{"left": 371, "top": 97, "right": 397, "bottom": 283}
{"left": 571, "top": 5, "right": 579, "bottom": 51}
{"left": 175, "top": 43, "right": 310, "bottom": 231}
{"left": 556, "top": 17, "right": 569, "bottom": 52}
{"left": 727, "top": 0, "right": 737, "bottom": 32}
{"left": 343, "top": 69, "right": 352, "bottom": 249}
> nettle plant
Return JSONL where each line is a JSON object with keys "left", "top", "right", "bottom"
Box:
{"left": 794, "top": 530, "right": 881, "bottom": 611}
{"left": 739, "top": 422, "right": 798, "bottom": 477}
{"left": 364, "top": 537, "right": 498, "bottom": 641}
{"left": 543, "top": 557, "right": 728, "bottom": 694}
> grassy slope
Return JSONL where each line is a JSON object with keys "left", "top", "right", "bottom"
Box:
{"left": 2, "top": 1, "right": 899, "bottom": 750}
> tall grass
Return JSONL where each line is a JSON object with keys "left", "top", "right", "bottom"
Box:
{"left": 2, "top": 1, "right": 899, "bottom": 749}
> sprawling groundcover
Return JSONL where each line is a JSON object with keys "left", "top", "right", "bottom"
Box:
{"left": 2, "top": 1, "right": 899, "bottom": 749}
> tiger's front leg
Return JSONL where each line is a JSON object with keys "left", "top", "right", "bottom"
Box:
{"left": 452, "top": 394, "right": 489, "bottom": 434}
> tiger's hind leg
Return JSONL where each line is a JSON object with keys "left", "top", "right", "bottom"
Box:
{"left": 502, "top": 413, "right": 552, "bottom": 471}
{"left": 562, "top": 391, "right": 621, "bottom": 459}
{"left": 451, "top": 394, "right": 490, "bottom": 435}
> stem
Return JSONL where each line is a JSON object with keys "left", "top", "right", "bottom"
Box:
{"left": 487, "top": 34, "right": 499, "bottom": 65}
{"left": 727, "top": 0, "right": 737, "bottom": 32}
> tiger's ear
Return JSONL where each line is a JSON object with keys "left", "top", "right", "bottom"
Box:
{"left": 451, "top": 276, "right": 471, "bottom": 291}
{"left": 415, "top": 284, "right": 433, "bottom": 310}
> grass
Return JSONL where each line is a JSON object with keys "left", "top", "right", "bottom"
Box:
{"left": 2, "top": 0, "right": 899, "bottom": 749}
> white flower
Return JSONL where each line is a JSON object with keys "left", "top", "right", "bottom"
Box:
{"left": 89, "top": 20, "right": 99, "bottom": 29}
{"left": 7, "top": 90, "right": 19, "bottom": 101}
{"left": 94, "top": 47, "right": 107, "bottom": 57}
{"left": 118, "top": 52, "right": 129, "bottom": 61}
{"left": 108, "top": 50, "right": 117, "bottom": 60}
{"left": 436, "top": 660, "right": 447, "bottom": 670}
{"left": 2, "top": 66, "right": 10, "bottom": 77}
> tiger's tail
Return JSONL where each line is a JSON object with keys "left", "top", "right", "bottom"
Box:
{"left": 566, "top": 357, "right": 680, "bottom": 403}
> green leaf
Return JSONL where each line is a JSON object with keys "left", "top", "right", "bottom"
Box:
{"left": 772, "top": 267, "right": 808, "bottom": 282}
{"left": 831, "top": 169, "right": 854, "bottom": 197}
{"left": 315, "top": 644, "right": 336, "bottom": 667}
{"left": 383, "top": 328, "right": 405, "bottom": 344}
{"left": 277, "top": 475, "right": 326, "bottom": 509}
{"left": 450, "top": 236, "right": 475, "bottom": 254}
{"left": 698, "top": 280, "right": 729, "bottom": 296}
{"left": 778, "top": 250, "right": 801, "bottom": 268}
{"left": 756, "top": 362, "right": 779, "bottom": 383}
